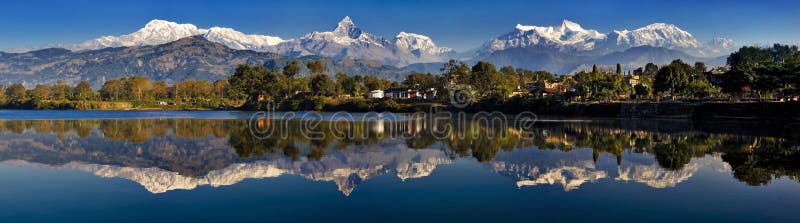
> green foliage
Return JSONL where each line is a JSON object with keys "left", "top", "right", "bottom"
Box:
{"left": 654, "top": 59, "right": 695, "bottom": 96}
{"left": 310, "top": 74, "right": 336, "bottom": 97}
{"left": 306, "top": 60, "right": 325, "bottom": 75}
{"left": 644, "top": 63, "right": 658, "bottom": 76}
{"left": 402, "top": 72, "right": 441, "bottom": 89}
{"left": 722, "top": 44, "right": 800, "bottom": 98}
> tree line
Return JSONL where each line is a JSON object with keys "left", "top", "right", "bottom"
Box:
{"left": 1, "top": 43, "right": 797, "bottom": 110}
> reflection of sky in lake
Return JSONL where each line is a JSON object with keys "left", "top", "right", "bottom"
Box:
{"left": 0, "top": 112, "right": 799, "bottom": 222}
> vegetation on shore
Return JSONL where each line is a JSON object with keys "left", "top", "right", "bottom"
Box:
{"left": 0, "top": 44, "right": 797, "bottom": 114}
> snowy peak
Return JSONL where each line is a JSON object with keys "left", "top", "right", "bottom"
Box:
{"left": 610, "top": 22, "right": 701, "bottom": 49}
{"left": 271, "top": 16, "right": 455, "bottom": 66}
{"left": 484, "top": 20, "right": 729, "bottom": 58}
{"left": 560, "top": 19, "right": 585, "bottom": 32}
{"left": 394, "top": 31, "right": 454, "bottom": 56}
{"left": 491, "top": 19, "right": 607, "bottom": 53}
{"left": 72, "top": 19, "right": 284, "bottom": 52}
{"left": 203, "top": 26, "right": 285, "bottom": 50}
{"left": 333, "top": 16, "right": 362, "bottom": 38}
{"left": 77, "top": 19, "right": 208, "bottom": 50}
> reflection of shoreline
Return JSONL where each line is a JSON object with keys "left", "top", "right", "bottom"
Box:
{"left": 2, "top": 147, "right": 452, "bottom": 196}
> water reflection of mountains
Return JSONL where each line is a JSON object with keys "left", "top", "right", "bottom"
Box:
{"left": 0, "top": 118, "right": 797, "bottom": 195}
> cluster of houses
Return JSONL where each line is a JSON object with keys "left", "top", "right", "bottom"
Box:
{"left": 359, "top": 66, "right": 736, "bottom": 102}
{"left": 366, "top": 86, "right": 438, "bottom": 100}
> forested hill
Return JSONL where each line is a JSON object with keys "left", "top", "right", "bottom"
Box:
{"left": 0, "top": 36, "right": 409, "bottom": 87}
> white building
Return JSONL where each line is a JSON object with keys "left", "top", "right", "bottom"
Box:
{"left": 367, "top": 90, "right": 384, "bottom": 99}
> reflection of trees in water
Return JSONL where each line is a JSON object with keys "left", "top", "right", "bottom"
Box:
{"left": 0, "top": 118, "right": 798, "bottom": 186}
{"left": 717, "top": 138, "right": 800, "bottom": 186}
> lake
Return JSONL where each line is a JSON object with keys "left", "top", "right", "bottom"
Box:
{"left": 0, "top": 110, "right": 798, "bottom": 222}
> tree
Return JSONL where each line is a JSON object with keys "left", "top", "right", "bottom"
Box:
{"left": 727, "top": 46, "right": 774, "bottom": 70}
{"left": 634, "top": 84, "right": 650, "bottom": 98}
{"left": 74, "top": 81, "right": 94, "bottom": 100}
{"left": 686, "top": 78, "right": 721, "bottom": 98}
{"left": 722, "top": 44, "right": 800, "bottom": 98}
{"left": 402, "top": 72, "right": 440, "bottom": 89}
{"left": 441, "top": 60, "right": 471, "bottom": 85}
{"left": 100, "top": 79, "right": 126, "bottom": 100}
{"left": 335, "top": 73, "right": 367, "bottom": 96}
{"left": 644, "top": 63, "right": 658, "bottom": 76}
{"left": 212, "top": 80, "right": 229, "bottom": 99}
{"left": 616, "top": 63, "right": 622, "bottom": 75}
{"left": 654, "top": 59, "right": 694, "bottom": 96}
{"left": 127, "top": 76, "right": 153, "bottom": 100}
{"left": 31, "top": 84, "right": 52, "bottom": 100}
{"left": 592, "top": 64, "right": 598, "bottom": 74}
{"left": 310, "top": 74, "right": 336, "bottom": 96}
{"left": 0, "top": 85, "right": 5, "bottom": 104}
{"left": 283, "top": 61, "right": 301, "bottom": 95}
{"left": 306, "top": 61, "right": 325, "bottom": 76}
{"left": 363, "top": 75, "right": 391, "bottom": 91}
{"left": 5, "top": 84, "right": 26, "bottom": 102}
{"left": 152, "top": 81, "right": 169, "bottom": 100}
{"left": 52, "top": 80, "right": 72, "bottom": 100}
{"left": 499, "top": 66, "right": 516, "bottom": 76}
{"left": 470, "top": 61, "right": 501, "bottom": 95}
{"left": 227, "top": 64, "right": 279, "bottom": 103}
{"left": 694, "top": 62, "right": 707, "bottom": 74}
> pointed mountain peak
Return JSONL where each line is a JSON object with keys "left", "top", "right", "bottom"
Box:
{"left": 339, "top": 16, "right": 353, "bottom": 25}
{"left": 560, "top": 19, "right": 584, "bottom": 32}
{"left": 333, "top": 16, "right": 361, "bottom": 38}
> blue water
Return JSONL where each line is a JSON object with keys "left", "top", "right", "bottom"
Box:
{"left": 0, "top": 110, "right": 798, "bottom": 222}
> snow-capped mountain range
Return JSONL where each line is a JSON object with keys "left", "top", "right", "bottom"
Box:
{"left": 4, "top": 17, "right": 736, "bottom": 75}
{"left": 72, "top": 19, "right": 286, "bottom": 51}
{"left": 269, "top": 16, "right": 455, "bottom": 66}
{"left": 474, "top": 19, "right": 734, "bottom": 59}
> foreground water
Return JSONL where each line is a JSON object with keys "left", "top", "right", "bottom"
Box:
{"left": 0, "top": 110, "right": 798, "bottom": 222}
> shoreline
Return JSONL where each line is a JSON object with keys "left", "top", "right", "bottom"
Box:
{"left": 2, "top": 101, "right": 798, "bottom": 121}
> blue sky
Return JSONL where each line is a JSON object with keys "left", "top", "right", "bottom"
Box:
{"left": 1, "top": 0, "right": 798, "bottom": 51}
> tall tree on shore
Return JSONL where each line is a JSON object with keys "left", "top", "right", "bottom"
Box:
{"left": 307, "top": 61, "right": 325, "bottom": 76}
{"left": 52, "top": 80, "right": 72, "bottom": 100}
{"left": 127, "top": 76, "right": 153, "bottom": 100}
{"left": 31, "top": 84, "right": 52, "bottom": 100}
{"left": 616, "top": 63, "right": 622, "bottom": 75}
{"left": 227, "top": 65, "right": 274, "bottom": 104}
{"left": 152, "top": 81, "right": 168, "bottom": 100}
{"left": 644, "top": 63, "right": 658, "bottom": 76}
{"left": 5, "top": 84, "right": 26, "bottom": 102}
{"left": 74, "top": 81, "right": 94, "bottom": 100}
{"left": 654, "top": 59, "right": 693, "bottom": 95}
{"left": 283, "top": 61, "right": 301, "bottom": 95}
{"left": 310, "top": 73, "right": 336, "bottom": 96}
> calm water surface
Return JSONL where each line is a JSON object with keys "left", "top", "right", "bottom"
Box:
{"left": 0, "top": 110, "right": 798, "bottom": 222}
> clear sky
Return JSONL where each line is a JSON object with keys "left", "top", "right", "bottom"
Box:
{"left": 1, "top": 0, "right": 798, "bottom": 51}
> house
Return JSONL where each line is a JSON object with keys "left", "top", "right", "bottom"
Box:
{"left": 705, "top": 67, "right": 727, "bottom": 85}
{"left": 627, "top": 75, "right": 640, "bottom": 87}
{"left": 366, "top": 90, "right": 384, "bottom": 99}
{"left": 384, "top": 87, "right": 419, "bottom": 99}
